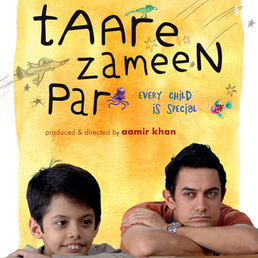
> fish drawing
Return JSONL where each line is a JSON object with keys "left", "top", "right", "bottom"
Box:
{"left": 16, "top": 57, "right": 69, "bottom": 86}
{"left": 210, "top": 99, "right": 231, "bottom": 119}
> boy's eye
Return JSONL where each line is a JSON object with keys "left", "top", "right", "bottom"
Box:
{"left": 81, "top": 219, "right": 92, "bottom": 226}
{"left": 56, "top": 221, "right": 66, "bottom": 226}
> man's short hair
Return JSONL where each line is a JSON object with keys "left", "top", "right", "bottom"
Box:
{"left": 165, "top": 143, "right": 227, "bottom": 200}
{"left": 27, "top": 163, "right": 101, "bottom": 230}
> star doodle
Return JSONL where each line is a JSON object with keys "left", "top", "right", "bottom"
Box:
{"left": 49, "top": 157, "right": 62, "bottom": 167}
{"left": 190, "top": 61, "right": 196, "bottom": 68}
{"left": 248, "top": 19, "right": 255, "bottom": 27}
{"left": 144, "top": 37, "right": 158, "bottom": 52}
{"left": 24, "top": 84, "right": 30, "bottom": 92}
{"left": 226, "top": 84, "right": 237, "bottom": 97}
{"left": 31, "top": 96, "right": 45, "bottom": 108}
{"left": 183, "top": 35, "right": 191, "bottom": 44}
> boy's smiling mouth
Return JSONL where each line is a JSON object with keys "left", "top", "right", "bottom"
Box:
{"left": 63, "top": 244, "right": 84, "bottom": 251}
{"left": 68, "top": 245, "right": 82, "bottom": 250}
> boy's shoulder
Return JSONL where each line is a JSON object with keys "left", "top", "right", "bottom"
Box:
{"left": 88, "top": 243, "right": 128, "bottom": 255}
{"left": 22, "top": 244, "right": 131, "bottom": 257}
{"left": 24, "top": 245, "right": 44, "bottom": 253}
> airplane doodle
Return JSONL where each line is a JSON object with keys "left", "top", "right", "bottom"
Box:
{"left": 16, "top": 57, "right": 69, "bottom": 86}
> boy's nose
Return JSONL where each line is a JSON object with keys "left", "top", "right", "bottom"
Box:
{"left": 68, "top": 224, "right": 81, "bottom": 239}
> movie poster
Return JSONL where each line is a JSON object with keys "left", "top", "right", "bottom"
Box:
{"left": 1, "top": 0, "right": 258, "bottom": 255}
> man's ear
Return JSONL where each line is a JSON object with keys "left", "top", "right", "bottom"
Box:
{"left": 94, "top": 219, "right": 101, "bottom": 238}
{"left": 163, "top": 189, "right": 175, "bottom": 210}
{"left": 221, "top": 188, "right": 227, "bottom": 203}
{"left": 29, "top": 218, "right": 43, "bottom": 239}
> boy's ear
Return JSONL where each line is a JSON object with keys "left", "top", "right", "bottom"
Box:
{"left": 94, "top": 219, "right": 101, "bottom": 237}
{"left": 163, "top": 189, "right": 176, "bottom": 210}
{"left": 29, "top": 218, "right": 43, "bottom": 239}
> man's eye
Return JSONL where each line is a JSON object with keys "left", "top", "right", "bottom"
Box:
{"left": 207, "top": 191, "right": 218, "bottom": 197}
{"left": 184, "top": 192, "right": 195, "bottom": 198}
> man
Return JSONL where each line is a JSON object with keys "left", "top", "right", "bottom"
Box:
{"left": 120, "top": 143, "right": 258, "bottom": 257}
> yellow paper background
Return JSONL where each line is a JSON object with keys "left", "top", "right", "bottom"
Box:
{"left": 14, "top": 0, "right": 243, "bottom": 249}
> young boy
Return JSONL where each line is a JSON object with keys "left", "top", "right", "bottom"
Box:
{"left": 8, "top": 163, "right": 132, "bottom": 258}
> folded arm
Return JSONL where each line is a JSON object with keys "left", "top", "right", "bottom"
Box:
{"left": 122, "top": 225, "right": 211, "bottom": 257}
{"left": 121, "top": 208, "right": 210, "bottom": 257}
{"left": 121, "top": 207, "right": 258, "bottom": 256}
{"left": 177, "top": 224, "right": 258, "bottom": 255}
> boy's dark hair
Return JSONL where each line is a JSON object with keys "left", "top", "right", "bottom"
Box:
{"left": 27, "top": 163, "right": 101, "bottom": 230}
{"left": 165, "top": 143, "right": 227, "bottom": 200}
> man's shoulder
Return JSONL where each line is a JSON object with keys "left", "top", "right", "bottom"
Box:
{"left": 220, "top": 203, "right": 234, "bottom": 211}
{"left": 218, "top": 203, "right": 253, "bottom": 226}
{"left": 121, "top": 201, "right": 172, "bottom": 233}
{"left": 126, "top": 201, "right": 167, "bottom": 213}
{"left": 122, "top": 201, "right": 171, "bottom": 220}
{"left": 220, "top": 203, "right": 247, "bottom": 214}
{"left": 127, "top": 201, "right": 166, "bottom": 210}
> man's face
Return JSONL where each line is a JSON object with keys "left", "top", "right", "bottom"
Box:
{"left": 167, "top": 167, "right": 223, "bottom": 227}
{"left": 30, "top": 195, "right": 99, "bottom": 256}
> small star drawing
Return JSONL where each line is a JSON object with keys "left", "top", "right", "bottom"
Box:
{"left": 226, "top": 84, "right": 237, "bottom": 97}
{"left": 248, "top": 19, "right": 255, "bottom": 27}
{"left": 190, "top": 61, "right": 196, "bottom": 68}
{"left": 49, "top": 157, "right": 62, "bottom": 167}
{"left": 24, "top": 84, "right": 30, "bottom": 92}
{"left": 31, "top": 96, "right": 44, "bottom": 108}
{"left": 144, "top": 37, "right": 158, "bottom": 52}
{"left": 183, "top": 35, "right": 191, "bottom": 44}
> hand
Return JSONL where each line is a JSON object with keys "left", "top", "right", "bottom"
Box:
{"left": 122, "top": 208, "right": 168, "bottom": 229}
{"left": 8, "top": 249, "right": 50, "bottom": 258}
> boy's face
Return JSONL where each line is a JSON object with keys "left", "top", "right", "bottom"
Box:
{"left": 30, "top": 194, "right": 99, "bottom": 256}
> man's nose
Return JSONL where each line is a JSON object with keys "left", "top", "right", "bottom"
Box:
{"left": 195, "top": 195, "right": 207, "bottom": 212}
{"left": 68, "top": 223, "right": 81, "bottom": 239}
